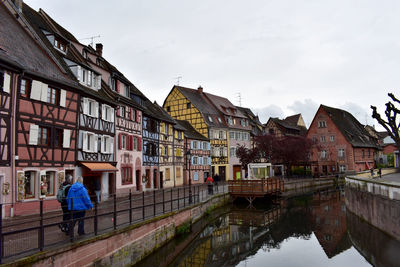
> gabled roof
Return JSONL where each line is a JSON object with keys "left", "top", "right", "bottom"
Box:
{"left": 203, "top": 92, "right": 246, "bottom": 119}
{"left": 176, "top": 120, "right": 209, "bottom": 141}
{"left": 152, "top": 101, "right": 176, "bottom": 124}
{"left": 320, "top": 105, "right": 379, "bottom": 148}
{"left": 0, "top": 4, "right": 74, "bottom": 86}
{"left": 171, "top": 86, "right": 227, "bottom": 128}
{"left": 236, "top": 106, "right": 265, "bottom": 135}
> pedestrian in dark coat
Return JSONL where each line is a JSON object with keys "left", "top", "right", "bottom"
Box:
{"left": 67, "top": 177, "right": 93, "bottom": 236}
{"left": 206, "top": 176, "right": 214, "bottom": 195}
{"left": 59, "top": 175, "right": 72, "bottom": 233}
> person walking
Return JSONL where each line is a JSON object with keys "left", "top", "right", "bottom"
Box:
{"left": 94, "top": 178, "right": 101, "bottom": 204}
{"left": 57, "top": 174, "right": 72, "bottom": 233}
{"left": 67, "top": 176, "right": 93, "bottom": 236}
{"left": 206, "top": 176, "right": 214, "bottom": 195}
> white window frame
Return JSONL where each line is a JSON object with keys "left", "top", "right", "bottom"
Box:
{"left": 101, "top": 135, "right": 114, "bottom": 154}
{"left": 102, "top": 104, "right": 114, "bottom": 122}
{"left": 83, "top": 131, "right": 98, "bottom": 153}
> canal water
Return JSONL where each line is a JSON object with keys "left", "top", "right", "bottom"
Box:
{"left": 136, "top": 188, "right": 400, "bottom": 267}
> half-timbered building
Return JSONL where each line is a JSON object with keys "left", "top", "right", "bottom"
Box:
{"left": 76, "top": 43, "right": 145, "bottom": 194}
{"left": 22, "top": 4, "right": 118, "bottom": 200}
{"left": 176, "top": 120, "right": 211, "bottom": 185}
{"left": 142, "top": 100, "right": 160, "bottom": 190}
{"left": 236, "top": 107, "right": 265, "bottom": 148}
{"left": 0, "top": 2, "right": 82, "bottom": 216}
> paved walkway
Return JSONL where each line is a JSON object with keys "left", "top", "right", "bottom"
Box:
{"left": 1, "top": 183, "right": 228, "bottom": 263}
{"left": 355, "top": 168, "right": 400, "bottom": 185}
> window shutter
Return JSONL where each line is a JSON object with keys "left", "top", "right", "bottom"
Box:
{"left": 83, "top": 98, "right": 89, "bottom": 115}
{"left": 94, "top": 102, "right": 99, "bottom": 118}
{"left": 223, "top": 147, "right": 227, "bottom": 157}
{"left": 109, "top": 137, "right": 114, "bottom": 153}
{"left": 77, "top": 66, "right": 82, "bottom": 81}
{"left": 100, "top": 135, "right": 105, "bottom": 153}
{"left": 3, "top": 73, "right": 10, "bottom": 93}
{"left": 97, "top": 75, "right": 101, "bottom": 89}
{"left": 223, "top": 131, "right": 226, "bottom": 139}
{"left": 199, "top": 157, "right": 203, "bottom": 165}
{"left": 40, "top": 82, "right": 48, "bottom": 102}
{"left": 129, "top": 135, "right": 133, "bottom": 151}
{"left": 117, "top": 105, "right": 121, "bottom": 116}
{"left": 207, "top": 143, "right": 211, "bottom": 150}
{"left": 82, "top": 132, "right": 88, "bottom": 152}
{"left": 116, "top": 81, "right": 120, "bottom": 93}
{"left": 31, "top": 80, "right": 42, "bottom": 101}
{"left": 136, "top": 110, "right": 140, "bottom": 122}
{"left": 101, "top": 104, "right": 105, "bottom": 120}
{"left": 111, "top": 107, "right": 115, "bottom": 122}
{"left": 130, "top": 108, "right": 134, "bottom": 121}
{"left": 138, "top": 138, "right": 142, "bottom": 151}
{"left": 191, "top": 156, "right": 195, "bottom": 165}
{"left": 118, "top": 133, "right": 122, "bottom": 149}
{"left": 60, "top": 89, "right": 66, "bottom": 107}
{"left": 29, "top": 124, "right": 39, "bottom": 145}
{"left": 63, "top": 129, "right": 71, "bottom": 148}
{"left": 208, "top": 157, "right": 211, "bottom": 165}
{"left": 190, "top": 141, "right": 194, "bottom": 149}
{"left": 93, "top": 134, "right": 98, "bottom": 152}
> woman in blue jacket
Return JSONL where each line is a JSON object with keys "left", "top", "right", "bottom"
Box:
{"left": 67, "top": 176, "right": 93, "bottom": 236}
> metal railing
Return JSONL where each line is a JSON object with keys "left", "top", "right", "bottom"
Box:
{"left": 0, "top": 183, "right": 227, "bottom": 264}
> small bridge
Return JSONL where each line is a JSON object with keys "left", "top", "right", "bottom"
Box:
{"left": 228, "top": 178, "right": 284, "bottom": 204}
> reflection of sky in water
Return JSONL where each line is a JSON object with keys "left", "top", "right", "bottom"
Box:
{"left": 236, "top": 233, "right": 371, "bottom": 267}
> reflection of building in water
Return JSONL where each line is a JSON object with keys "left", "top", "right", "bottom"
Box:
{"left": 178, "top": 208, "right": 282, "bottom": 267}
{"left": 312, "top": 190, "right": 351, "bottom": 258}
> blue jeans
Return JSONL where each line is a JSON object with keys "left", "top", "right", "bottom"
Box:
{"left": 95, "top": 190, "right": 101, "bottom": 203}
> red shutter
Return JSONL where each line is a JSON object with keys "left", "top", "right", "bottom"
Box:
{"left": 129, "top": 135, "right": 133, "bottom": 151}
{"left": 136, "top": 110, "right": 140, "bottom": 122}
{"left": 130, "top": 108, "right": 134, "bottom": 121}
{"left": 138, "top": 137, "right": 142, "bottom": 151}
{"left": 117, "top": 105, "right": 121, "bottom": 116}
{"left": 116, "top": 80, "right": 120, "bottom": 93}
{"left": 118, "top": 133, "right": 122, "bottom": 149}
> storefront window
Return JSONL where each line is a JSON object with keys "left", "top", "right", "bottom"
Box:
{"left": 24, "top": 171, "right": 35, "bottom": 199}
{"left": 41, "top": 171, "right": 55, "bottom": 196}
{"left": 122, "top": 167, "right": 133, "bottom": 185}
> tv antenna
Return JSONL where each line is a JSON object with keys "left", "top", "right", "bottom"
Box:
{"left": 236, "top": 92, "right": 242, "bottom": 107}
{"left": 79, "top": 35, "right": 101, "bottom": 47}
{"left": 174, "top": 76, "right": 182, "bottom": 85}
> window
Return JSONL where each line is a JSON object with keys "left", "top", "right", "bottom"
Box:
{"left": 121, "top": 135, "right": 127, "bottom": 149}
{"left": 202, "top": 142, "right": 208, "bottom": 150}
{"left": 227, "top": 117, "right": 233, "bottom": 125}
{"left": 82, "top": 69, "right": 86, "bottom": 83}
{"left": 218, "top": 117, "right": 222, "bottom": 123}
{"left": 83, "top": 132, "right": 98, "bottom": 152}
{"left": 193, "top": 172, "right": 199, "bottom": 181}
{"left": 330, "top": 135, "right": 335, "bottom": 142}
{"left": 54, "top": 38, "right": 67, "bottom": 52}
{"left": 203, "top": 156, "right": 208, "bottom": 165}
{"left": 121, "top": 167, "right": 133, "bottom": 185}
{"left": 47, "top": 87, "right": 59, "bottom": 105}
{"left": 320, "top": 136, "right": 326, "bottom": 143}
{"left": 338, "top": 149, "right": 345, "bottom": 158}
{"left": 229, "top": 132, "right": 235, "bottom": 139}
{"left": 82, "top": 50, "right": 88, "bottom": 59}
{"left": 102, "top": 104, "right": 114, "bottom": 122}
{"left": 54, "top": 128, "right": 63, "bottom": 148}
{"left": 165, "top": 168, "right": 171, "bottom": 181}
{"left": 187, "top": 103, "right": 191, "bottom": 109}
{"left": 41, "top": 171, "right": 55, "bottom": 196}
{"left": 133, "top": 136, "right": 138, "bottom": 150}
{"left": 192, "top": 156, "right": 198, "bottom": 165}
{"left": 88, "top": 71, "right": 92, "bottom": 86}
{"left": 208, "top": 116, "right": 213, "bottom": 122}
{"left": 241, "top": 119, "right": 246, "bottom": 127}
{"left": 124, "top": 84, "right": 130, "bottom": 97}
{"left": 20, "top": 78, "right": 30, "bottom": 97}
{"left": 164, "top": 146, "right": 168, "bottom": 156}
{"left": 235, "top": 132, "right": 240, "bottom": 140}
{"left": 120, "top": 106, "right": 125, "bottom": 118}
{"left": 176, "top": 167, "right": 181, "bottom": 178}
{"left": 167, "top": 106, "right": 170, "bottom": 112}
{"left": 101, "top": 135, "right": 114, "bottom": 154}
{"left": 38, "top": 126, "right": 50, "bottom": 146}
{"left": 230, "top": 147, "right": 236, "bottom": 157}
{"left": 219, "top": 130, "right": 225, "bottom": 140}
{"left": 318, "top": 121, "right": 327, "bottom": 128}
{"left": 24, "top": 171, "right": 35, "bottom": 199}
{"left": 321, "top": 150, "right": 327, "bottom": 159}
{"left": 176, "top": 148, "right": 182, "bottom": 157}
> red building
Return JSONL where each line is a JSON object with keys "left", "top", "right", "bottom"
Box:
{"left": 307, "top": 105, "right": 379, "bottom": 175}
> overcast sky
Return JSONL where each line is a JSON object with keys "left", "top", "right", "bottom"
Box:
{"left": 24, "top": 0, "right": 399, "bottom": 129}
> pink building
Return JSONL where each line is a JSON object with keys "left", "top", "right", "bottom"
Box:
{"left": 307, "top": 105, "right": 379, "bottom": 175}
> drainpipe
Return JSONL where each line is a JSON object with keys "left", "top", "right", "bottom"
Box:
{"left": 172, "top": 129, "right": 176, "bottom": 187}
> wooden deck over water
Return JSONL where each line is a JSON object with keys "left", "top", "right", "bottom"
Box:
{"left": 228, "top": 178, "right": 284, "bottom": 204}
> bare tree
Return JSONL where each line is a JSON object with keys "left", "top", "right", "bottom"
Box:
{"left": 371, "top": 93, "right": 400, "bottom": 148}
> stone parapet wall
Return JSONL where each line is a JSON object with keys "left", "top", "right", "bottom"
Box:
{"left": 346, "top": 176, "right": 400, "bottom": 200}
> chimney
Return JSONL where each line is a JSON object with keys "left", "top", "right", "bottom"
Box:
{"left": 13, "top": 0, "right": 23, "bottom": 12}
{"left": 96, "top": 43, "right": 103, "bottom": 57}
{"left": 198, "top": 86, "right": 203, "bottom": 94}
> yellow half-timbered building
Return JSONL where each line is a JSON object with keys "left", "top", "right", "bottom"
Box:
{"left": 164, "top": 86, "right": 231, "bottom": 180}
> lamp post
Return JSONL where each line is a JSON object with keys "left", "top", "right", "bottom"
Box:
{"left": 186, "top": 149, "right": 192, "bottom": 204}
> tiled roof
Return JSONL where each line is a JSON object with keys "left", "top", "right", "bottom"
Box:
{"left": 152, "top": 101, "right": 176, "bottom": 124}
{"left": 203, "top": 92, "right": 246, "bottom": 119}
{"left": 236, "top": 106, "right": 265, "bottom": 135}
{"left": 174, "top": 86, "right": 227, "bottom": 128}
{"left": 321, "top": 105, "right": 379, "bottom": 148}
{"left": 283, "top": 114, "right": 301, "bottom": 126}
{"left": 176, "top": 120, "right": 209, "bottom": 141}
{"left": 0, "top": 4, "right": 73, "bottom": 85}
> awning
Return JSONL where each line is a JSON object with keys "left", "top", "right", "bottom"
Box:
{"left": 82, "top": 162, "right": 118, "bottom": 172}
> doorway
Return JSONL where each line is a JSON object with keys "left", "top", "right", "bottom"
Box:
{"left": 153, "top": 169, "right": 158, "bottom": 189}
{"left": 218, "top": 166, "right": 226, "bottom": 181}
{"left": 146, "top": 169, "right": 151, "bottom": 188}
{"left": 136, "top": 170, "right": 141, "bottom": 191}
{"left": 108, "top": 173, "right": 115, "bottom": 196}
{"left": 159, "top": 171, "right": 163, "bottom": 189}
{"left": 233, "top": 165, "right": 241, "bottom": 180}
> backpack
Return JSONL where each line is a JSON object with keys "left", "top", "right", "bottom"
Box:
{"left": 57, "top": 184, "right": 71, "bottom": 203}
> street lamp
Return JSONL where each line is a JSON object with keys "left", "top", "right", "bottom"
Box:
{"left": 186, "top": 149, "right": 193, "bottom": 204}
